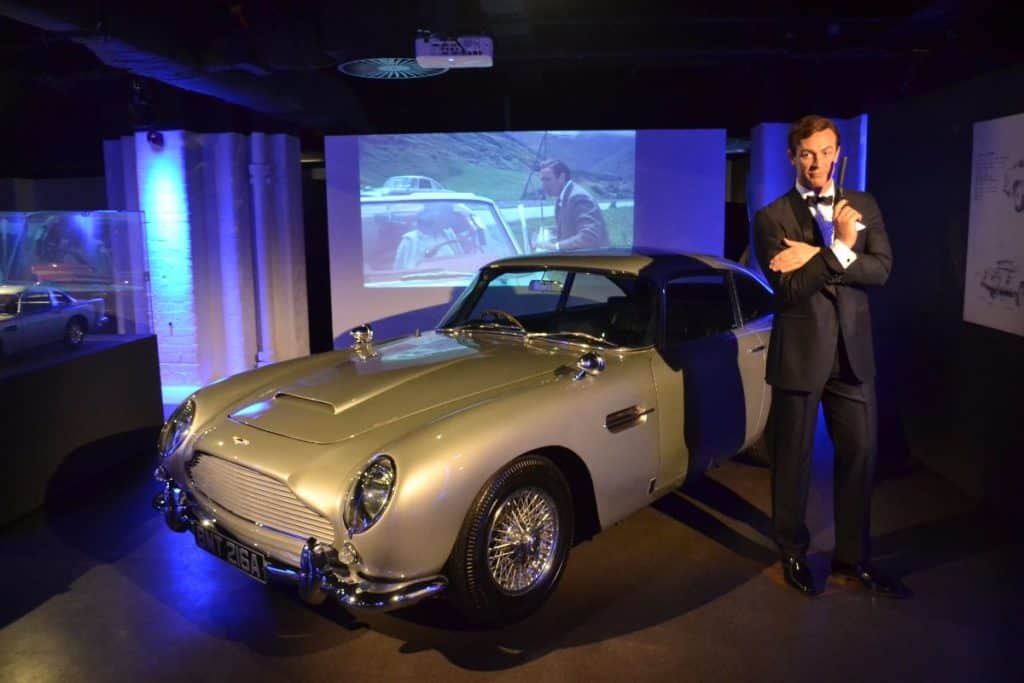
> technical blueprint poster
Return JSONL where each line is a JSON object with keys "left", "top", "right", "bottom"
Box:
{"left": 964, "top": 112, "right": 1024, "bottom": 337}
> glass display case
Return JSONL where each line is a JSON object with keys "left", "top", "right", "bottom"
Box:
{"left": 0, "top": 211, "right": 151, "bottom": 362}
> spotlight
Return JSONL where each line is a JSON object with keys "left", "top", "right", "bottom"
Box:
{"left": 146, "top": 130, "right": 164, "bottom": 148}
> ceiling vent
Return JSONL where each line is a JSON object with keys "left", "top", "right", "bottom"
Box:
{"left": 337, "top": 57, "right": 448, "bottom": 79}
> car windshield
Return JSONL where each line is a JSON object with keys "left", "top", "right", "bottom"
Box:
{"left": 0, "top": 294, "right": 17, "bottom": 314}
{"left": 439, "top": 268, "right": 656, "bottom": 348}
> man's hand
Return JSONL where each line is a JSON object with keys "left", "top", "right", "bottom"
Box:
{"left": 833, "top": 199, "right": 862, "bottom": 247}
{"left": 769, "top": 239, "right": 821, "bottom": 273}
{"left": 534, "top": 237, "right": 557, "bottom": 252}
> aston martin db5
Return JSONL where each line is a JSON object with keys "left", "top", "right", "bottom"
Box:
{"left": 154, "top": 252, "right": 774, "bottom": 623}
{"left": 0, "top": 283, "right": 106, "bottom": 356}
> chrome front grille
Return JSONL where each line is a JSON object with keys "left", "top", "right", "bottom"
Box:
{"left": 187, "top": 453, "right": 336, "bottom": 545}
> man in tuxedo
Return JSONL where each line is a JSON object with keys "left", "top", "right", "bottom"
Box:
{"left": 753, "top": 115, "right": 910, "bottom": 598}
{"left": 537, "top": 159, "right": 610, "bottom": 251}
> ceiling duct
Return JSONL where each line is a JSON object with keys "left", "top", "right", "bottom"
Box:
{"left": 0, "top": 0, "right": 368, "bottom": 129}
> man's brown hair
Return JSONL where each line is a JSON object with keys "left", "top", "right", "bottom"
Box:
{"left": 787, "top": 115, "right": 841, "bottom": 154}
{"left": 539, "top": 159, "right": 571, "bottom": 180}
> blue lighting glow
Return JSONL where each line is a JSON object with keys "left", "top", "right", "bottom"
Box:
{"left": 137, "top": 130, "right": 200, "bottom": 394}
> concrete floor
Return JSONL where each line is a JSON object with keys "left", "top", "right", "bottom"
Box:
{"left": 1, "top": 416, "right": 1019, "bottom": 683}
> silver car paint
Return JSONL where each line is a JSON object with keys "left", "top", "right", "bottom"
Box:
{"left": 166, "top": 332, "right": 663, "bottom": 579}
{"left": 162, "top": 254, "right": 771, "bottom": 587}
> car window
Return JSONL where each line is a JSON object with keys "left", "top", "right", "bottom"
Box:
{"left": 733, "top": 271, "right": 773, "bottom": 322}
{"left": 20, "top": 290, "right": 53, "bottom": 315}
{"left": 447, "top": 269, "right": 655, "bottom": 347}
{"left": 54, "top": 291, "right": 72, "bottom": 306}
{"left": 467, "top": 270, "right": 569, "bottom": 318}
{"left": 565, "top": 272, "right": 625, "bottom": 308}
{"left": 664, "top": 273, "right": 736, "bottom": 342}
{"left": 361, "top": 199, "right": 517, "bottom": 276}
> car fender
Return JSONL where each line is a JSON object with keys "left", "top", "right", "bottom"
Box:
{"left": 350, "top": 350, "right": 658, "bottom": 579}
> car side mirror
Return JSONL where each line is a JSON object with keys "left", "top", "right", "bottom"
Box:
{"left": 573, "top": 351, "right": 605, "bottom": 381}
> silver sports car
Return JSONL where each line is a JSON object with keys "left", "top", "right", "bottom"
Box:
{"left": 154, "top": 252, "right": 773, "bottom": 623}
{"left": 0, "top": 284, "right": 107, "bottom": 356}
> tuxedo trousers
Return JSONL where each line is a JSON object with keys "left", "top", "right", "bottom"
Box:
{"left": 768, "top": 334, "right": 878, "bottom": 563}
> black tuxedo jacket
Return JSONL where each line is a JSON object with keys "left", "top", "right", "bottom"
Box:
{"left": 753, "top": 188, "right": 892, "bottom": 392}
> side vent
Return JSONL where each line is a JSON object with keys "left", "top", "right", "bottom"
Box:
{"left": 605, "top": 406, "right": 655, "bottom": 434}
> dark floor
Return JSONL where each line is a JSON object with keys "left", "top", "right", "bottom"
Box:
{"left": 1, "top": 414, "right": 1019, "bottom": 683}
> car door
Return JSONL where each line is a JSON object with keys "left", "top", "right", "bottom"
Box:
{"left": 18, "top": 289, "right": 59, "bottom": 350}
{"left": 652, "top": 271, "right": 747, "bottom": 480}
{"left": 556, "top": 271, "right": 661, "bottom": 526}
{"left": 1, "top": 293, "right": 26, "bottom": 354}
{"left": 732, "top": 270, "right": 774, "bottom": 449}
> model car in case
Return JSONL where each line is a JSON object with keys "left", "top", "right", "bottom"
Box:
{"left": 0, "top": 284, "right": 107, "bottom": 356}
{"left": 154, "top": 251, "right": 774, "bottom": 623}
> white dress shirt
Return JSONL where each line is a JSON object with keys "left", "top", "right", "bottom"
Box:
{"left": 795, "top": 182, "right": 859, "bottom": 269}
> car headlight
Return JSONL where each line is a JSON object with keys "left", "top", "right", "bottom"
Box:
{"left": 344, "top": 454, "right": 396, "bottom": 534}
{"left": 158, "top": 397, "right": 196, "bottom": 459}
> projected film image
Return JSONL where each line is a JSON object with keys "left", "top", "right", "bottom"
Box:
{"left": 358, "top": 130, "right": 636, "bottom": 287}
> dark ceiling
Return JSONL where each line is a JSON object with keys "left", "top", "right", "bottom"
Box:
{"left": 1, "top": 0, "right": 1020, "bottom": 176}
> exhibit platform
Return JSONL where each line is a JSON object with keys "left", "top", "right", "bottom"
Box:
{"left": 0, "top": 334, "right": 163, "bottom": 526}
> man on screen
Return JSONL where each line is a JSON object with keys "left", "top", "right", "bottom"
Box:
{"left": 537, "top": 159, "right": 609, "bottom": 252}
{"left": 393, "top": 205, "right": 463, "bottom": 271}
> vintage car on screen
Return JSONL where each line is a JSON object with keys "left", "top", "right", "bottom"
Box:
{"left": 0, "top": 284, "right": 107, "bottom": 356}
{"left": 367, "top": 175, "right": 448, "bottom": 195}
{"left": 361, "top": 191, "right": 524, "bottom": 287}
{"left": 154, "top": 251, "right": 774, "bottom": 623}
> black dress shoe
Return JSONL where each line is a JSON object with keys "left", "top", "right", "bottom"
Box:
{"left": 831, "top": 560, "right": 913, "bottom": 599}
{"left": 782, "top": 556, "right": 820, "bottom": 596}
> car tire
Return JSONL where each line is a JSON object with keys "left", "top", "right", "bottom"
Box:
{"left": 743, "top": 430, "right": 771, "bottom": 467}
{"left": 64, "top": 317, "right": 87, "bottom": 348}
{"left": 448, "top": 454, "right": 574, "bottom": 625}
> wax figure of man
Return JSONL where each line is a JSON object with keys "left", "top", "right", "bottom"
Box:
{"left": 537, "top": 159, "right": 610, "bottom": 252}
{"left": 753, "top": 115, "right": 910, "bottom": 598}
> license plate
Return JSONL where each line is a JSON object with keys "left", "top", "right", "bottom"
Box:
{"left": 192, "top": 524, "right": 267, "bottom": 583}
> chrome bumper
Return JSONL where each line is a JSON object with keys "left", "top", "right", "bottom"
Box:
{"left": 152, "top": 477, "right": 447, "bottom": 612}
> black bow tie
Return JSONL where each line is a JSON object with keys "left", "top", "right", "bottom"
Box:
{"left": 805, "top": 194, "right": 834, "bottom": 207}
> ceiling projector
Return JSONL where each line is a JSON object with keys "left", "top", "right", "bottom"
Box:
{"left": 415, "top": 35, "right": 493, "bottom": 68}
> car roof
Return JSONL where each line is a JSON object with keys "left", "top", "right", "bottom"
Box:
{"left": 484, "top": 249, "right": 767, "bottom": 286}
{"left": 0, "top": 283, "right": 34, "bottom": 295}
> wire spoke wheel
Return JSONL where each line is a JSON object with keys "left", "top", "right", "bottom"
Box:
{"left": 449, "top": 455, "right": 573, "bottom": 624}
{"left": 65, "top": 319, "right": 86, "bottom": 347}
{"left": 486, "top": 487, "right": 559, "bottom": 595}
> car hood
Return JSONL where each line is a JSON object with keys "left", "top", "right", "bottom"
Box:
{"left": 228, "top": 332, "right": 571, "bottom": 444}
